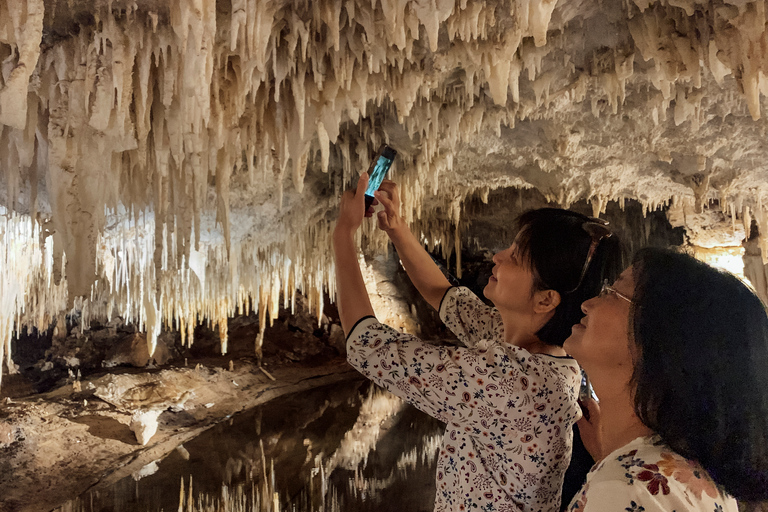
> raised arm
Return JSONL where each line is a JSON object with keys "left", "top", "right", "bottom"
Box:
{"left": 333, "top": 173, "right": 376, "bottom": 335}
{"left": 375, "top": 180, "right": 452, "bottom": 311}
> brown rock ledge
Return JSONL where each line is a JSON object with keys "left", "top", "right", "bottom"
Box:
{"left": 0, "top": 358, "right": 358, "bottom": 512}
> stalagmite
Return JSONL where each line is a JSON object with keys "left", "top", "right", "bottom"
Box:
{"left": 130, "top": 408, "right": 163, "bottom": 446}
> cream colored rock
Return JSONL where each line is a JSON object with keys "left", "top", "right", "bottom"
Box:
{"left": 1, "top": 0, "right": 768, "bottom": 383}
{"left": 130, "top": 409, "right": 163, "bottom": 446}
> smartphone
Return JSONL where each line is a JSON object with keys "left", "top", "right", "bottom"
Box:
{"left": 579, "top": 370, "right": 597, "bottom": 400}
{"left": 578, "top": 370, "right": 597, "bottom": 419}
{"left": 364, "top": 145, "right": 397, "bottom": 210}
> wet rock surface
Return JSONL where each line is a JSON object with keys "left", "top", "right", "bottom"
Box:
{"left": 0, "top": 290, "right": 361, "bottom": 512}
{"left": 0, "top": 356, "right": 358, "bottom": 512}
{"left": 58, "top": 380, "right": 443, "bottom": 512}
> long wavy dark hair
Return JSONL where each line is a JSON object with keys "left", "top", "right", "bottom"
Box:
{"left": 515, "top": 208, "right": 624, "bottom": 346}
{"left": 631, "top": 248, "right": 768, "bottom": 501}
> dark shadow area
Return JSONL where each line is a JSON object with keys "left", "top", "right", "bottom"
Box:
{"left": 70, "top": 415, "right": 138, "bottom": 445}
{"left": 62, "top": 380, "right": 444, "bottom": 512}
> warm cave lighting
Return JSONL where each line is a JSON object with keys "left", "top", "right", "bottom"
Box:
{"left": 5, "top": 0, "right": 768, "bottom": 508}
{"left": 2, "top": 0, "right": 768, "bottom": 383}
{"left": 692, "top": 246, "right": 747, "bottom": 280}
{"left": 0, "top": 207, "right": 66, "bottom": 383}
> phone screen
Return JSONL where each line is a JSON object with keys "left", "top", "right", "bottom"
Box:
{"left": 365, "top": 154, "right": 394, "bottom": 197}
{"left": 364, "top": 145, "right": 397, "bottom": 208}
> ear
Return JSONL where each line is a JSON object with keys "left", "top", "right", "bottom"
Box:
{"left": 533, "top": 289, "right": 561, "bottom": 314}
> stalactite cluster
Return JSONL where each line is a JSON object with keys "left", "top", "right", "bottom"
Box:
{"left": 1, "top": 0, "right": 768, "bottom": 380}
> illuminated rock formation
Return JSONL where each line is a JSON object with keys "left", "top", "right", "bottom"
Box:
{"left": 1, "top": 0, "right": 768, "bottom": 382}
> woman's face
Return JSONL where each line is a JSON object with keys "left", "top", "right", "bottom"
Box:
{"left": 484, "top": 242, "right": 537, "bottom": 313}
{"left": 564, "top": 266, "right": 636, "bottom": 389}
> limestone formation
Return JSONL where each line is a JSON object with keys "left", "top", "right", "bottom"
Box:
{"left": 1, "top": 0, "right": 768, "bottom": 382}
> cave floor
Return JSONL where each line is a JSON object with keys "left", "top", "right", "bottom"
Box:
{"left": 0, "top": 356, "right": 358, "bottom": 512}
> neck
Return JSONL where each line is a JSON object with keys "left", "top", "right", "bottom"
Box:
{"left": 592, "top": 384, "right": 653, "bottom": 460}
{"left": 499, "top": 310, "right": 566, "bottom": 356}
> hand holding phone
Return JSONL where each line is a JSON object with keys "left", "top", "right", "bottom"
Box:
{"left": 373, "top": 179, "right": 413, "bottom": 241}
{"left": 364, "top": 145, "right": 397, "bottom": 211}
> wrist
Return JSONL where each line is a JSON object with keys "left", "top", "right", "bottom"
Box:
{"left": 333, "top": 223, "right": 356, "bottom": 240}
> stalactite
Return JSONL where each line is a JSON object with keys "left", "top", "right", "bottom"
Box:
{"left": 0, "top": 0, "right": 767, "bottom": 379}
{"left": 0, "top": 0, "right": 44, "bottom": 130}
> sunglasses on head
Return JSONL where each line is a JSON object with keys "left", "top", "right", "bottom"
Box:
{"left": 563, "top": 218, "right": 612, "bottom": 294}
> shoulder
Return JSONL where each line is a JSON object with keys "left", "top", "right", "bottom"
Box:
{"left": 346, "top": 316, "right": 399, "bottom": 345}
{"left": 490, "top": 345, "right": 581, "bottom": 389}
{"left": 526, "top": 351, "right": 582, "bottom": 391}
{"left": 530, "top": 352, "right": 581, "bottom": 375}
{"left": 569, "top": 479, "right": 658, "bottom": 512}
{"left": 572, "top": 437, "right": 737, "bottom": 512}
{"left": 441, "top": 286, "right": 497, "bottom": 316}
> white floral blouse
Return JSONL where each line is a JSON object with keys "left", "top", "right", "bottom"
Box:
{"left": 346, "top": 286, "right": 582, "bottom": 512}
{"left": 567, "top": 436, "right": 737, "bottom": 512}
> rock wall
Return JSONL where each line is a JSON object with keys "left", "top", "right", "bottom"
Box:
{"left": 1, "top": 0, "right": 768, "bottom": 379}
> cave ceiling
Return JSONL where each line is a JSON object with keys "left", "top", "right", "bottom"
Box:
{"left": 1, "top": 0, "right": 767, "bottom": 374}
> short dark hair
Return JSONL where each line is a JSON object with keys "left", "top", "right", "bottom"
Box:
{"left": 631, "top": 247, "right": 768, "bottom": 501}
{"left": 515, "top": 208, "right": 624, "bottom": 346}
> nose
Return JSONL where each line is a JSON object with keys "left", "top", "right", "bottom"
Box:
{"left": 492, "top": 250, "right": 502, "bottom": 265}
{"left": 581, "top": 296, "right": 598, "bottom": 314}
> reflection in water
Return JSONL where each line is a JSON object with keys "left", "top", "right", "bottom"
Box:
{"left": 56, "top": 379, "right": 444, "bottom": 512}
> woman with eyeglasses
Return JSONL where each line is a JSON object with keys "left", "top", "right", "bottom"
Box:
{"left": 564, "top": 248, "right": 768, "bottom": 511}
{"left": 333, "top": 174, "right": 623, "bottom": 512}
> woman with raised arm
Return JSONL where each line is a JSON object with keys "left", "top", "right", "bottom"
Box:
{"left": 565, "top": 248, "right": 768, "bottom": 511}
{"left": 333, "top": 173, "right": 622, "bottom": 512}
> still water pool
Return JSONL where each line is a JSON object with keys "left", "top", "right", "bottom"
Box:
{"left": 56, "top": 379, "right": 444, "bottom": 512}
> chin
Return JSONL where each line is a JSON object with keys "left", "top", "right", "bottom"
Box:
{"left": 563, "top": 330, "right": 580, "bottom": 354}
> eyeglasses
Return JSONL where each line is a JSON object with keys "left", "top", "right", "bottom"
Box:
{"left": 599, "top": 279, "right": 634, "bottom": 304}
{"left": 564, "top": 219, "right": 612, "bottom": 294}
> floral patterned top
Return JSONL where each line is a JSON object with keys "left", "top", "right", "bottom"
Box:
{"left": 346, "top": 286, "right": 582, "bottom": 512}
{"left": 567, "top": 436, "right": 737, "bottom": 512}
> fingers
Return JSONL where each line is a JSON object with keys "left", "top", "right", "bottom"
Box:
{"left": 336, "top": 174, "right": 371, "bottom": 230}
{"left": 355, "top": 173, "right": 373, "bottom": 216}
{"left": 377, "top": 210, "right": 390, "bottom": 230}
{"left": 340, "top": 173, "right": 369, "bottom": 206}
{"left": 577, "top": 399, "right": 590, "bottom": 421}
{"left": 357, "top": 172, "right": 370, "bottom": 196}
{"left": 577, "top": 398, "right": 600, "bottom": 425}
{"left": 589, "top": 398, "right": 600, "bottom": 417}
{"left": 355, "top": 176, "right": 401, "bottom": 223}
{"left": 374, "top": 190, "right": 397, "bottom": 217}
{"left": 377, "top": 180, "right": 399, "bottom": 202}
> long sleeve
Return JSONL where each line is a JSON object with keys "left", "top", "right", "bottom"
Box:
{"left": 346, "top": 317, "right": 494, "bottom": 427}
{"left": 347, "top": 315, "right": 583, "bottom": 512}
{"left": 346, "top": 317, "right": 581, "bottom": 430}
